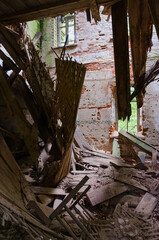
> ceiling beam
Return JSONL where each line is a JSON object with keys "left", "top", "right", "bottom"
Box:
{"left": 0, "top": 0, "right": 92, "bottom": 25}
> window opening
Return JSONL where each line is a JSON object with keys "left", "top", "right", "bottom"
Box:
{"left": 57, "top": 13, "right": 75, "bottom": 47}
{"left": 118, "top": 87, "right": 142, "bottom": 134}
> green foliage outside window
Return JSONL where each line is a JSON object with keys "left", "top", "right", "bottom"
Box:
{"left": 118, "top": 88, "right": 137, "bottom": 134}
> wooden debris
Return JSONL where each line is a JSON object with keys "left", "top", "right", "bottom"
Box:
{"left": 112, "top": 0, "right": 131, "bottom": 120}
{"left": 147, "top": 0, "right": 159, "bottom": 39}
{"left": 135, "top": 193, "right": 158, "bottom": 218}
{"left": 27, "top": 200, "right": 53, "bottom": 226}
{"left": 87, "top": 182, "right": 128, "bottom": 206}
{"left": 119, "top": 130, "right": 158, "bottom": 155}
{"left": 114, "top": 173, "right": 148, "bottom": 191}
{"left": 31, "top": 186, "right": 67, "bottom": 196}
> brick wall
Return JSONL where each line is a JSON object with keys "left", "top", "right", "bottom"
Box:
{"left": 40, "top": 10, "right": 159, "bottom": 150}
{"left": 41, "top": 9, "right": 116, "bottom": 151}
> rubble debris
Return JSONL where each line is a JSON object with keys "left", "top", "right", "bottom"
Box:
{"left": 135, "top": 193, "right": 158, "bottom": 218}
{"left": 87, "top": 182, "right": 128, "bottom": 206}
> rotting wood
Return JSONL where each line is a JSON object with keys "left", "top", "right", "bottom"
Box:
{"left": 87, "top": 182, "right": 128, "bottom": 206}
{"left": 50, "top": 175, "right": 89, "bottom": 220}
{"left": 135, "top": 193, "right": 157, "bottom": 218}
{"left": 0, "top": 133, "right": 63, "bottom": 239}
{"left": 31, "top": 186, "right": 67, "bottom": 196}
{"left": 27, "top": 200, "right": 53, "bottom": 226}
{"left": 147, "top": 0, "right": 159, "bottom": 39}
{"left": 128, "top": 0, "right": 153, "bottom": 108}
{"left": 112, "top": 0, "right": 131, "bottom": 120}
{"left": 114, "top": 173, "right": 148, "bottom": 191}
{"left": 119, "top": 130, "right": 158, "bottom": 156}
{"left": 0, "top": 67, "right": 39, "bottom": 164}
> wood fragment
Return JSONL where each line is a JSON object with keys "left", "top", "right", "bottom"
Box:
{"left": 27, "top": 200, "right": 53, "bottom": 226}
{"left": 135, "top": 193, "right": 157, "bottom": 218}
{"left": 31, "top": 186, "right": 67, "bottom": 196}
{"left": 112, "top": 0, "right": 131, "bottom": 120}
{"left": 114, "top": 173, "right": 148, "bottom": 191}
{"left": 87, "top": 182, "right": 128, "bottom": 206}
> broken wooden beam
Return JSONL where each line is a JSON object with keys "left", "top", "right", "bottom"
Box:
{"left": 147, "top": 0, "right": 159, "bottom": 39}
{"left": 112, "top": 0, "right": 131, "bottom": 120}
{"left": 31, "top": 186, "right": 67, "bottom": 196}
{"left": 87, "top": 182, "right": 128, "bottom": 206}
{"left": 50, "top": 175, "right": 89, "bottom": 220}
{"left": 119, "top": 130, "right": 158, "bottom": 156}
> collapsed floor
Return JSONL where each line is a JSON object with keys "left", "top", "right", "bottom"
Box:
{"left": 0, "top": 24, "right": 159, "bottom": 240}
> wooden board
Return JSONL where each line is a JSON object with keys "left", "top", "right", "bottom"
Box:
{"left": 31, "top": 186, "right": 67, "bottom": 196}
{"left": 114, "top": 173, "right": 148, "bottom": 191}
{"left": 135, "top": 193, "right": 157, "bottom": 218}
{"left": 27, "top": 200, "right": 53, "bottom": 226}
{"left": 119, "top": 130, "right": 157, "bottom": 155}
{"left": 112, "top": 0, "right": 131, "bottom": 120}
{"left": 148, "top": 0, "right": 159, "bottom": 39}
{"left": 87, "top": 182, "right": 128, "bottom": 206}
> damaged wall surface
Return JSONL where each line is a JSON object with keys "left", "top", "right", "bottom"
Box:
{"left": 40, "top": 9, "right": 116, "bottom": 152}
{"left": 143, "top": 29, "right": 159, "bottom": 147}
{"left": 37, "top": 7, "right": 159, "bottom": 150}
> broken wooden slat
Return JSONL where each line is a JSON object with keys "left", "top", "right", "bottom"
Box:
{"left": 71, "top": 185, "right": 91, "bottom": 209}
{"left": 147, "top": 0, "right": 159, "bottom": 39}
{"left": 151, "top": 150, "right": 158, "bottom": 170}
{"left": 0, "top": 32, "right": 24, "bottom": 69}
{"left": 135, "top": 193, "right": 157, "bottom": 218}
{"left": 56, "top": 215, "right": 79, "bottom": 240}
{"left": 128, "top": 0, "right": 153, "bottom": 108}
{"left": 87, "top": 182, "right": 128, "bottom": 206}
{"left": 27, "top": 200, "right": 53, "bottom": 226}
{"left": 65, "top": 206, "right": 95, "bottom": 240}
{"left": 119, "top": 130, "right": 158, "bottom": 155}
{"left": 0, "top": 49, "right": 19, "bottom": 73}
{"left": 114, "top": 173, "right": 148, "bottom": 191}
{"left": 31, "top": 186, "right": 67, "bottom": 196}
{"left": 0, "top": 67, "right": 39, "bottom": 164}
{"left": 50, "top": 175, "right": 89, "bottom": 220}
{"left": 112, "top": 0, "right": 131, "bottom": 120}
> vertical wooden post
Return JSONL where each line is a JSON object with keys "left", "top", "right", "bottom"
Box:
{"left": 112, "top": 0, "right": 131, "bottom": 120}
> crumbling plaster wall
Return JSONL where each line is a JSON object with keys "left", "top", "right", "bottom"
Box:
{"left": 40, "top": 11, "right": 159, "bottom": 150}
{"left": 143, "top": 28, "right": 159, "bottom": 147}
{"left": 41, "top": 10, "right": 116, "bottom": 151}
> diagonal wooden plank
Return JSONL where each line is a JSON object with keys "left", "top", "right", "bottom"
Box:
{"left": 112, "top": 0, "right": 131, "bottom": 120}
{"left": 49, "top": 175, "right": 89, "bottom": 219}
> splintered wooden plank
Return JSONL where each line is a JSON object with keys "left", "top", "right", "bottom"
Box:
{"left": 50, "top": 175, "right": 89, "bottom": 219}
{"left": 114, "top": 173, "right": 148, "bottom": 191}
{"left": 112, "top": 0, "right": 131, "bottom": 120}
{"left": 135, "top": 193, "right": 157, "bottom": 218}
{"left": 0, "top": 67, "right": 39, "bottom": 164}
{"left": 27, "top": 200, "right": 53, "bottom": 226}
{"left": 147, "top": 0, "right": 159, "bottom": 39}
{"left": 31, "top": 186, "right": 67, "bottom": 196}
{"left": 119, "top": 130, "right": 157, "bottom": 155}
{"left": 87, "top": 182, "right": 128, "bottom": 206}
{"left": 128, "top": 0, "right": 152, "bottom": 107}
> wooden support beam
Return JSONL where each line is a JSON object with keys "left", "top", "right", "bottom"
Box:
{"left": 0, "top": 0, "right": 91, "bottom": 25}
{"left": 112, "top": 0, "right": 131, "bottom": 120}
{"left": 147, "top": 0, "right": 159, "bottom": 39}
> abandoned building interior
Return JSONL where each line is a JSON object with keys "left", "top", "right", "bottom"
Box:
{"left": 0, "top": 0, "right": 159, "bottom": 239}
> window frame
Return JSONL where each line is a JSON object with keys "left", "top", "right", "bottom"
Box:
{"left": 57, "top": 14, "right": 76, "bottom": 47}
{"left": 117, "top": 87, "right": 142, "bottom": 134}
